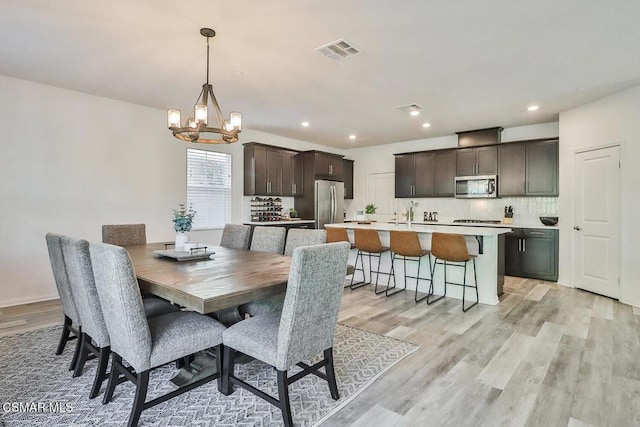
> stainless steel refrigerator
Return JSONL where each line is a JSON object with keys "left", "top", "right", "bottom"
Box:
{"left": 315, "top": 180, "right": 345, "bottom": 230}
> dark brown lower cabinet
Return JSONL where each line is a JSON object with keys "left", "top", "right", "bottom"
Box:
{"left": 505, "top": 228, "right": 558, "bottom": 281}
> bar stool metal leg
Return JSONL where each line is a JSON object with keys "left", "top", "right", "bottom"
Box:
{"left": 414, "top": 254, "right": 433, "bottom": 302}
{"left": 350, "top": 250, "right": 368, "bottom": 289}
{"left": 462, "top": 258, "right": 479, "bottom": 312}
{"left": 383, "top": 252, "right": 404, "bottom": 296}
{"left": 427, "top": 258, "right": 446, "bottom": 305}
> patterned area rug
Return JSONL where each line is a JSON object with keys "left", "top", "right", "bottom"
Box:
{"left": 0, "top": 324, "right": 417, "bottom": 426}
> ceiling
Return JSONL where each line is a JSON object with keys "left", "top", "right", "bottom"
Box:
{"left": 2, "top": 1, "right": 640, "bottom": 149}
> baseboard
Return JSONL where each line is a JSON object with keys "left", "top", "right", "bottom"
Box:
{"left": 0, "top": 294, "right": 60, "bottom": 309}
{"left": 620, "top": 296, "right": 640, "bottom": 309}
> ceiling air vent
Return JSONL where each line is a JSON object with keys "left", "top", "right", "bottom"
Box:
{"left": 315, "top": 38, "right": 363, "bottom": 60}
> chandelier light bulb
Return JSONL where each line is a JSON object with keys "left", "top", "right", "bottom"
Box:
{"left": 167, "top": 109, "right": 181, "bottom": 128}
{"left": 195, "top": 105, "right": 208, "bottom": 124}
{"left": 410, "top": 110, "right": 420, "bottom": 116}
{"left": 230, "top": 112, "right": 242, "bottom": 130}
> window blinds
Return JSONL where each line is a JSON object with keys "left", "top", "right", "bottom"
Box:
{"left": 186, "top": 148, "right": 232, "bottom": 229}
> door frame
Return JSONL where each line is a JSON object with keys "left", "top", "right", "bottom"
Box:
{"left": 571, "top": 142, "right": 623, "bottom": 297}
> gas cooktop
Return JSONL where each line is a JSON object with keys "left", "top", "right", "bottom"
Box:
{"left": 453, "top": 219, "right": 502, "bottom": 224}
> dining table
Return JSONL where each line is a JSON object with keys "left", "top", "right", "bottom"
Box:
{"left": 126, "top": 242, "right": 292, "bottom": 314}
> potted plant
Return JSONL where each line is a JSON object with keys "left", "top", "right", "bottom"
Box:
{"left": 172, "top": 204, "right": 196, "bottom": 250}
{"left": 365, "top": 203, "right": 376, "bottom": 221}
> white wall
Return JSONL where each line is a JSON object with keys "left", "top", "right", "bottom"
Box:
{"left": 559, "top": 84, "right": 640, "bottom": 307}
{"left": 0, "top": 75, "right": 343, "bottom": 307}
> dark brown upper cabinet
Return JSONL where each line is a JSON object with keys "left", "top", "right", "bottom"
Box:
{"left": 526, "top": 139, "right": 558, "bottom": 196}
{"left": 433, "top": 149, "right": 457, "bottom": 197}
{"left": 395, "top": 152, "right": 436, "bottom": 198}
{"left": 456, "top": 145, "right": 498, "bottom": 176}
{"left": 343, "top": 159, "right": 354, "bottom": 199}
{"left": 498, "top": 138, "right": 558, "bottom": 197}
{"left": 244, "top": 142, "right": 303, "bottom": 196}
{"left": 310, "top": 151, "right": 344, "bottom": 180}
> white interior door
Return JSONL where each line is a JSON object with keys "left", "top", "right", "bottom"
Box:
{"left": 573, "top": 145, "right": 620, "bottom": 298}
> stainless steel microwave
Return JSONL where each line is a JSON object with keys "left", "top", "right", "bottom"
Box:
{"left": 454, "top": 175, "right": 498, "bottom": 198}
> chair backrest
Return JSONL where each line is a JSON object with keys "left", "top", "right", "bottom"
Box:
{"left": 390, "top": 230, "right": 424, "bottom": 257}
{"left": 102, "top": 224, "right": 147, "bottom": 246}
{"left": 45, "top": 233, "right": 79, "bottom": 324}
{"left": 89, "top": 242, "right": 152, "bottom": 372}
{"left": 284, "top": 229, "right": 327, "bottom": 256}
{"left": 220, "top": 224, "right": 251, "bottom": 250}
{"left": 431, "top": 232, "right": 471, "bottom": 262}
{"left": 325, "top": 227, "right": 350, "bottom": 244}
{"left": 61, "top": 236, "right": 110, "bottom": 347}
{"left": 354, "top": 228, "right": 383, "bottom": 253}
{"left": 250, "top": 226, "right": 286, "bottom": 254}
{"left": 275, "top": 242, "right": 350, "bottom": 371}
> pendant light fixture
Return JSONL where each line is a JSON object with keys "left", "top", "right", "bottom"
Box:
{"left": 167, "top": 28, "right": 242, "bottom": 144}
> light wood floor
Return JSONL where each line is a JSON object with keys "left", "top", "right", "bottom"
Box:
{"left": 3, "top": 277, "right": 639, "bottom": 426}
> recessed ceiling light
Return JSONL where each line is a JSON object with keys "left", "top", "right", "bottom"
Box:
{"left": 348, "top": 134, "right": 356, "bottom": 140}
{"left": 301, "top": 121, "right": 310, "bottom": 127}
{"left": 527, "top": 105, "right": 539, "bottom": 111}
{"left": 409, "top": 110, "right": 420, "bottom": 117}
{"left": 422, "top": 122, "right": 431, "bottom": 128}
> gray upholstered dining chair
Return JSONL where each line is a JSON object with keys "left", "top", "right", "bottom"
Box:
{"left": 283, "top": 228, "right": 327, "bottom": 256}
{"left": 89, "top": 242, "right": 226, "bottom": 427}
{"left": 61, "top": 236, "right": 179, "bottom": 399}
{"left": 220, "top": 224, "right": 251, "bottom": 250}
{"left": 101, "top": 223, "right": 146, "bottom": 246}
{"left": 45, "top": 233, "right": 82, "bottom": 371}
{"left": 222, "top": 242, "right": 350, "bottom": 427}
{"left": 249, "top": 226, "right": 286, "bottom": 254}
{"left": 240, "top": 228, "right": 328, "bottom": 318}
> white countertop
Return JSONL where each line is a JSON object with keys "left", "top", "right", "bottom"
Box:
{"left": 388, "top": 220, "right": 559, "bottom": 230}
{"left": 327, "top": 222, "right": 511, "bottom": 236}
{"left": 244, "top": 219, "right": 315, "bottom": 225}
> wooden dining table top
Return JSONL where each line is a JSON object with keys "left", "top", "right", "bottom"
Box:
{"left": 126, "top": 243, "right": 291, "bottom": 314}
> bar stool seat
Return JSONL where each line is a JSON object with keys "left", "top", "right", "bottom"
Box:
{"left": 350, "top": 228, "right": 395, "bottom": 294}
{"left": 388, "top": 230, "right": 432, "bottom": 300}
{"left": 428, "top": 232, "right": 479, "bottom": 312}
{"left": 326, "top": 227, "right": 356, "bottom": 249}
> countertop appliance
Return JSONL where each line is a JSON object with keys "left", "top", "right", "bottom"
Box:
{"left": 315, "top": 180, "right": 344, "bottom": 229}
{"left": 455, "top": 175, "right": 498, "bottom": 198}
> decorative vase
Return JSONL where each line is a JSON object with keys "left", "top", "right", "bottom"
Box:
{"left": 175, "top": 233, "right": 189, "bottom": 251}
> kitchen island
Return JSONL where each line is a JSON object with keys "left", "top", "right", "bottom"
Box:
{"left": 326, "top": 222, "right": 511, "bottom": 305}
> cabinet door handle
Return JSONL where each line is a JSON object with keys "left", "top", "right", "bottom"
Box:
{"left": 518, "top": 238, "right": 521, "bottom": 252}
{"left": 329, "top": 164, "right": 333, "bottom": 175}
{"left": 522, "top": 239, "right": 526, "bottom": 252}
{"left": 529, "top": 231, "right": 547, "bottom": 235}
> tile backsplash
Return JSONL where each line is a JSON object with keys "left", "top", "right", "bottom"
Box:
{"left": 361, "top": 197, "right": 558, "bottom": 224}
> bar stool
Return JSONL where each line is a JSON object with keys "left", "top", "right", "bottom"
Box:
{"left": 388, "top": 230, "right": 432, "bottom": 300}
{"left": 428, "top": 232, "right": 478, "bottom": 312}
{"left": 326, "top": 227, "right": 355, "bottom": 248}
{"left": 350, "top": 228, "right": 395, "bottom": 294}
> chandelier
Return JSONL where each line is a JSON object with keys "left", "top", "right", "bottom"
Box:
{"left": 167, "top": 28, "right": 242, "bottom": 144}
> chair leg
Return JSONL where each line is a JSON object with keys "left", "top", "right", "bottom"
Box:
{"left": 56, "top": 315, "right": 72, "bottom": 355}
{"left": 69, "top": 328, "right": 83, "bottom": 372}
{"left": 90, "top": 346, "right": 111, "bottom": 399}
{"left": 385, "top": 253, "right": 405, "bottom": 297}
{"left": 427, "top": 258, "right": 446, "bottom": 305}
{"left": 462, "top": 259, "right": 479, "bottom": 312}
{"left": 103, "top": 353, "right": 121, "bottom": 405}
{"left": 72, "top": 333, "right": 90, "bottom": 378}
{"left": 350, "top": 250, "right": 369, "bottom": 289}
{"left": 324, "top": 348, "right": 340, "bottom": 400}
{"left": 277, "top": 369, "right": 294, "bottom": 427}
{"left": 128, "top": 370, "right": 149, "bottom": 427}
{"left": 221, "top": 346, "right": 235, "bottom": 395}
{"left": 215, "top": 345, "right": 224, "bottom": 393}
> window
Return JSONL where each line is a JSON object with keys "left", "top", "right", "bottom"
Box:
{"left": 187, "top": 148, "right": 232, "bottom": 229}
